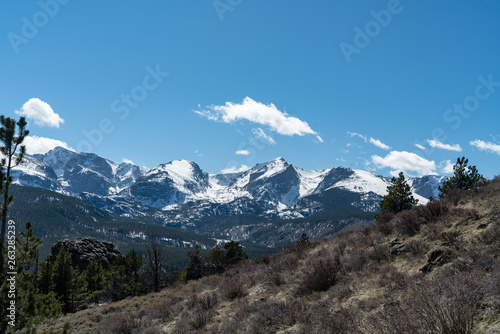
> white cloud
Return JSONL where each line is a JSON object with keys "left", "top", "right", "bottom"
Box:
{"left": 371, "top": 150, "right": 437, "bottom": 176}
{"left": 470, "top": 139, "right": 500, "bottom": 155}
{"left": 427, "top": 139, "right": 462, "bottom": 152}
{"left": 252, "top": 128, "right": 276, "bottom": 145}
{"left": 440, "top": 160, "right": 455, "bottom": 174}
{"left": 348, "top": 132, "right": 390, "bottom": 150}
{"left": 23, "top": 136, "right": 74, "bottom": 155}
{"left": 348, "top": 132, "right": 367, "bottom": 141}
{"left": 369, "top": 137, "right": 391, "bottom": 150}
{"left": 16, "top": 98, "right": 64, "bottom": 128}
{"left": 122, "top": 158, "right": 134, "bottom": 164}
{"left": 195, "top": 97, "right": 321, "bottom": 140}
{"left": 221, "top": 164, "right": 250, "bottom": 174}
{"left": 235, "top": 150, "right": 251, "bottom": 156}
{"left": 415, "top": 144, "right": 426, "bottom": 150}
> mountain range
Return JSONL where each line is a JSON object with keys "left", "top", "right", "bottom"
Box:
{"left": 13, "top": 146, "right": 446, "bottom": 227}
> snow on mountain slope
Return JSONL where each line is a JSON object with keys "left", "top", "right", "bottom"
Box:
{"left": 295, "top": 167, "right": 332, "bottom": 198}
{"left": 11, "top": 155, "right": 60, "bottom": 190}
{"left": 330, "top": 169, "right": 389, "bottom": 196}
{"left": 13, "top": 147, "right": 446, "bottom": 220}
{"left": 33, "top": 146, "right": 78, "bottom": 177}
{"left": 34, "top": 147, "right": 143, "bottom": 195}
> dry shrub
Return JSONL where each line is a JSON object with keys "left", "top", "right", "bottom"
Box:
{"left": 148, "top": 300, "right": 172, "bottom": 322}
{"left": 343, "top": 250, "right": 368, "bottom": 273}
{"left": 332, "top": 238, "right": 348, "bottom": 257}
{"left": 188, "top": 309, "right": 214, "bottom": 330}
{"left": 374, "top": 212, "right": 395, "bottom": 236}
{"left": 442, "top": 188, "right": 466, "bottom": 206}
{"left": 92, "top": 312, "right": 148, "bottom": 334}
{"left": 426, "top": 200, "right": 449, "bottom": 219}
{"left": 258, "top": 253, "right": 271, "bottom": 265}
{"left": 263, "top": 267, "right": 284, "bottom": 286}
{"left": 220, "top": 278, "right": 246, "bottom": 300}
{"left": 378, "top": 264, "right": 409, "bottom": 292}
{"left": 328, "top": 282, "right": 352, "bottom": 301}
{"left": 405, "top": 239, "right": 429, "bottom": 257}
{"left": 247, "top": 301, "right": 289, "bottom": 333}
{"left": 299, "top": 257, "right": 342, "bottom": 294}
{"left": 366, "top": 273, "right": 483, "bottom": 334}
{"left": 479, "top": 223, "right": 500, "bottom": 246}
{"left": 270, "top": 251, "right": 300, "bottom": 272}
{"left": 368, "top": 244, "right": 391, "bottom": 264}
{"left": 396, "top": 209, "right": 425, "bottom": 237}
{"left": 300, "top": 303, "right": 358, "bottom": 334}
{"left": 440, "top": 230, "right": 462, "bottom": 247}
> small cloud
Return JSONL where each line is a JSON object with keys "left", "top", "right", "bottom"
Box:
{"left": 194, "top": 150, "right": 203, "bottom": 157}
{"left": 194, "top": 97, "right": 321, "bottom": 141}
{"left": 23, "top": 136, "right": 74, "bottom": 155}
{"left": 221, "top": 164, "right": 250, "bottom": 174}
{"left": 235, "top": 150, "right": 251, "bottom": 156}
{"left": 348, "top": 132, "right": 390, "bottom": 149}
{"left": 427, "top": 139, "right": 462, "bottom": 152}
{"left": 470, "top": 139, "right": 500, "bottom": 155}
{"left": 348, "top": 132, "right": 367, "bottom": 142}
{"left": 371, "top": 150, "right": 436, "bottom": 176}
{"left": 369, "top": 137, "right": 391, "bottom": 150}
{"left": 252, "top": 128, "right": 276, "bottom": 145}
{"left": 122, "top": 158, "right": 134, "bottom": 164}
{"left": 315, "top": 135, "right": 324, "bottom": 143}
{"left": 16, "top": 98, "right": 64, "bottom": 128}
{"left": 415, "top": 144, "right": 426, "bottom": 150}
{"left": 440, "top": 160, "right": 455, "bottom": 174}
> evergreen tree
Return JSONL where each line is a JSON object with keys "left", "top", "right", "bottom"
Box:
{"left": 125, "top": 249, "right": 144, "bottom": 296}
{"left": 438, "top": 157, "right": 483, "bottom": 198}
{"left": 0, "top": 116, "right": 29, "bottom": 271}
{"left": 51, "top": 247, "right": 85, "bottom": 313}
{"left": 0, "top": 116, "right": 28, "bottom": 331}
{"left": 17, "top": 221, "right": 42, "bottom": 276}
{"left": 16, "top": 222, "right": 43, "bottom": 327}
{"left": 378, "top": 172, "right": 418, "bottom": 215}
{"left": 105, "top": 250, "right": 144, "bottom": 300}
{"left": 185, "top": 244, "right": 206, "bottom": 281}
{"left": 222, "top": 240, "right": 248, "bottom": 266}
{"left": 83, "top": 257, "right": 105, "bottom": 302}
{"left": 297, "top": 233, "right": 310, "bottom": 246}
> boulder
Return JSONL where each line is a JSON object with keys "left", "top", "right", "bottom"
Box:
{"left": 50, "top": 237, "right": 121, "bottom": 270}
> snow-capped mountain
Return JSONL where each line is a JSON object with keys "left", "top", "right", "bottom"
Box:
{"left": 31, "top": 146, "right": 142, "bottom": 196}
{"left": 13, "top": 147, "right": 446, "bottom": 223}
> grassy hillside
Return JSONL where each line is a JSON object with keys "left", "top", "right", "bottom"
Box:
{"left": 34, "top": 178, "right": 500, "bottom": 333}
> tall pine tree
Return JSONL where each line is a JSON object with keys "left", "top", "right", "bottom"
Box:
{"left": 0, "top": 116, "right": 29, "bottom": 271}
{"left": 378, "top": 172, "right": 418, "bottom": 215}
{"left": 438, "top": 157, "right": 483, "bottom": 198}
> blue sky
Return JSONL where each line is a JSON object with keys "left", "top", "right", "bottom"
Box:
{"left": 1, "top": 1, "right": 499, "bottom": 177}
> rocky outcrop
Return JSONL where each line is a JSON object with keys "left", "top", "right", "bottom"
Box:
{"left": 420, "top": 248, "right": 451, "bottom": 274}
{"left": 50, "top": 237, "right": 121, "bottom": 270}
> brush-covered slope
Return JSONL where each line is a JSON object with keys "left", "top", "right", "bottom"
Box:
{"left": 35, "top": 178, "right": 500, "bottom": 333}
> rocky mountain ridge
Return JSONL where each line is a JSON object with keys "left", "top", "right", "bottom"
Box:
{"left": 14, "top": 147, "right": 447, "bottom": 224}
